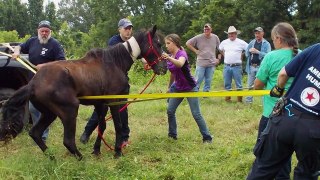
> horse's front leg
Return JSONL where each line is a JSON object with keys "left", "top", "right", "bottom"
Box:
{"left": 29, "top": 112, "right": 56, "bottom": 153}
{"left": 110, "top": 105, "right": 123, "bottom": 158}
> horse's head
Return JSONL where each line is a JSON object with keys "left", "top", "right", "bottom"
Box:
{"left": 134, "top": 26, "right": 167, "bottom": 75}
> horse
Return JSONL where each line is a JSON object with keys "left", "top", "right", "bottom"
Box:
{"left": 0, "top": 25, "right": 166, "bottom": 159}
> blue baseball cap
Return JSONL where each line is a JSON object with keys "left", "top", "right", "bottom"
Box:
{"left": 118, "top": 18, "right": 133, "bottom": 28}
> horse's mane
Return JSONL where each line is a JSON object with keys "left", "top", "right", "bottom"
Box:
{"left": 83, "top": 44, "right": 133, "bottom": 72}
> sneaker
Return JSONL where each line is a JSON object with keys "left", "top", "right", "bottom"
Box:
{"left": 203, "top": 139, "right": 212, "bottom": 144}
{"left": 80, "top": 132, "right": 90, "bottom": 144}
{"left": 168, "top": 135, "right": 177, "bottom": 140}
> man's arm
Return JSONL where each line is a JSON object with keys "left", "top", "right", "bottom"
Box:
{"left": 54, "top": 44, "right": 66, "bottom": 60}
{"left": 186, "top": 41, "right": 199, "bottom": 55}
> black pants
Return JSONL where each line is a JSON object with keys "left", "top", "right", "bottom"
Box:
{"left": 247, "top": 111, "right": 320, "bottom": 180}
{"left": 83, "top": 107, "right": 130, "bottom": 141}
{"left": 255, "top": 115, "right": 291, "bottom": 179}
{"left": 83, "top": 83, "right": 130, "bottom": 141}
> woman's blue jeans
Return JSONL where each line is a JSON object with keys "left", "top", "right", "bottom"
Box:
{"left": 167, "top": 86, "right": 212, "bottom": 141}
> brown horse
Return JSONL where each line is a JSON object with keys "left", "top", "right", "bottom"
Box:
{"left": 0, "top": 26, "right": 166, "bottom": 159}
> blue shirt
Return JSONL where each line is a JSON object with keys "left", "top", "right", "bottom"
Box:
{"left": 20, "top": 37, "right": 66, "bottom": 65}
{"left": 245, "top": 38, "right": 271, "bottom": 73}
{"left": 285, "top": 43, "right": 320, "bottom": 115}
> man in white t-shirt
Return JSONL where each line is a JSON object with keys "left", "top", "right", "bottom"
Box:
{"left": 219, "top": 26, "right": 248, "bottom": 102}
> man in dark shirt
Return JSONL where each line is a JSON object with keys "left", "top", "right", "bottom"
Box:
{"left": 12, "top": 20, "right": 66, "bottom": 142}
{"left": 80, "top": 18, "right": 133, "bottom": 146}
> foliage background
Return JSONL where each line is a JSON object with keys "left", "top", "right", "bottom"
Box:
{"left": 1, "top": 0, "right": 320, "bottom": 62}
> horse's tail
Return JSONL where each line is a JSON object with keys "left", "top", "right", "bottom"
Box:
{"left": 0, "top": 84, "right": 31, "bottom": 141}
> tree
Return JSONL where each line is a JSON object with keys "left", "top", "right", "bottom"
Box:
{"left": 293, "top": 0, "right": 320, "bottom": 48}
{"left": 57, "top": 0, "right": 95, "bottom": 33}
{"left": 27, "top": 0, "right": 44, "bottom": 35}
{"left": 44, "top": 2, "right": 60, "bottom": 32}
{"left": 0, "top": 0, "right": 30, "bottom": 37}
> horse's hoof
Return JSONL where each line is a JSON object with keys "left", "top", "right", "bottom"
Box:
{"left": 91, "top": 150, "right": 101, "bottom": 156}
{"left": 113, "top": 152, "right": 123, "bottom": 159}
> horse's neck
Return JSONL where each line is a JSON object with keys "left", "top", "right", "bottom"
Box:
{"left": 123, "top": 37, "right": 141, "bottom": 61}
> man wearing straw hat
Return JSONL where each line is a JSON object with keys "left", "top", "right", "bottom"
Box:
{"left": 12, "top": 20, "right": 66, "bottom": 142}
{"left": 219, "top": 26, "right": 248, "bottom": 103}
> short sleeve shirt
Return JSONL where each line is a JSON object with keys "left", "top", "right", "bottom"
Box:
{"left": 167, "top": 50, "right": 196, "bottom": 91}
{"left": 285, "top": 43, "right": 320, "bottom": 115}
{"left": 256, "top": 49, "right": 294, "bottom": 117}
{"left": 186, "top": 34, "right": 220, "bottom": 67}
{"left": 219, "top": 38, "right": 248, "bottom": 64}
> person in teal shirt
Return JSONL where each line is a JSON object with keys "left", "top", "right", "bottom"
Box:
{"left": 250, "top": 22, "right": 299, "bottom": 179}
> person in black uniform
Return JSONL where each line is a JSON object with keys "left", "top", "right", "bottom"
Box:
{"left": 247, "top": 43, "right": 320, "bottom": 179}
{"left": 79, "top": 18, "right": 133, "bottom": 146}
{"left": 12, "top": 20, "right": 66, "bottom": 142}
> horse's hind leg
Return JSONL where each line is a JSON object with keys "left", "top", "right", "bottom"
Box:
{"left": 92, "top": 104, "right": 108, "bottom": 155}
{"left": 29, "top": 112, "right": 56, "bottom": 152}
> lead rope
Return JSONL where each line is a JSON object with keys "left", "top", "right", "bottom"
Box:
{"left": 97, "top": 73, "right": 157, "bottom": 151}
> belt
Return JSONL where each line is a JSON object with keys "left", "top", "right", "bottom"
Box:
{"left": 250, "top": 63, "right": 260, "bottom": 67}
{"left": 225, "top": 63, "right": 241, "bottom": 67}
{"left": 283, "top": 104, "right": 320, "bottom": 120}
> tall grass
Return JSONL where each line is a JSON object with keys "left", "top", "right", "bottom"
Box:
{"left": 0, "top": 66, "right": 296, "bottom": 179}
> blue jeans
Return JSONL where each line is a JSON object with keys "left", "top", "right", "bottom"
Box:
{"left": 29, "top": 102, "right": 49, "bottom": 140}
{"left": 245, "top": 65, "right": 259, "bottom": 103}
{"left": 167, "top": 86, "right": 212, "bottom": 141}
{"left": 223, "top": 65, "right": 243, "bottom": 90}
{"left": 195, "top": 66, "right": 215, "bottom": 92}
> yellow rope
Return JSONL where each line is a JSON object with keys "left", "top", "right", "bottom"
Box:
{"left": 79, "top": 90, "right": 270, "bottom": 100}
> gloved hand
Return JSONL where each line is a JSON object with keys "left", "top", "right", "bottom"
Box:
{"left": 270, "top": 85, "right": 284, "bottom": 97}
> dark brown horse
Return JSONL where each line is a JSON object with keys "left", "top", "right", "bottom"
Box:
{"left": 0, "top": 26, "right": 166, "bottom": 159}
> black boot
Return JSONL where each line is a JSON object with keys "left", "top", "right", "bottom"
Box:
{"left": 80, "top": 132, "right": 90, "bottom": 144}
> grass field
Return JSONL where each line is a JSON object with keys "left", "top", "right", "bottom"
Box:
{"left": 0, "top": 65, "right": 297, "bottom": 179}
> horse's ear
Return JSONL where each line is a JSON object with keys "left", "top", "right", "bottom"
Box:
{"left": 151, "top": 25, "right": 157, "bottom": 37}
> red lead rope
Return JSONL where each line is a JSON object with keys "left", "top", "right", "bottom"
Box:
{"left": 97, "top": 73, "right": 157, "bottom": 151}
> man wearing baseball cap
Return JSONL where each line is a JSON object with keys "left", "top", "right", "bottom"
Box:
{"left": 80, "top": 18, "right": 134, "bottom": 147}
{"left": 244, "top": 27, "right": 271, "bottom": 103}
{"left": 186, "top": 23, "right": 221, "bottom": 93}
{"left": 107, "top": 18, "right": 133, "bottom": 46}
{"left": 12, "top": 20, "right": 66, "bottom": 142}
